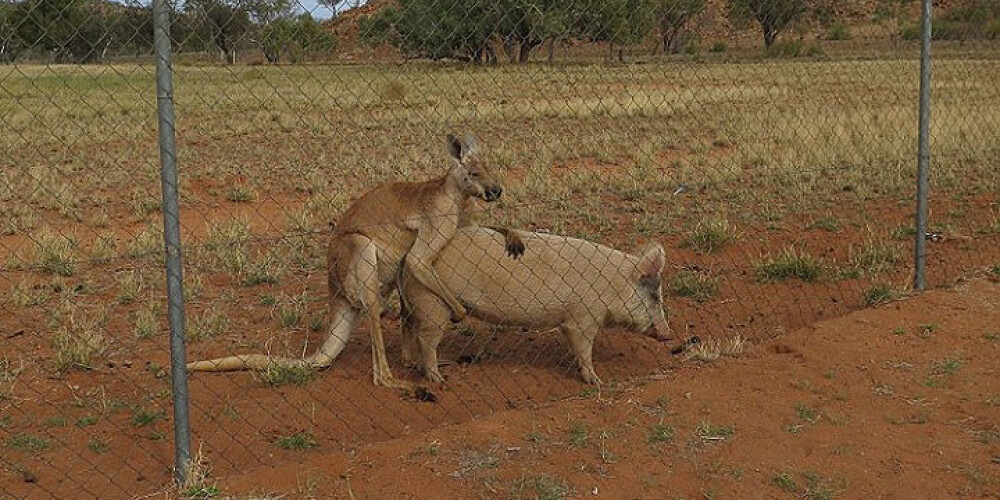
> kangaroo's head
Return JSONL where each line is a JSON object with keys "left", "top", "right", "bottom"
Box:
{"left": 622, "top": 243, "right": 671, "bottom": 341}
{"left": 446, "top": 133, "right": 503, "bottom": 202}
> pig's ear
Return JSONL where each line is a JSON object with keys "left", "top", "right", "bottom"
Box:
{"left": 636, "top": 244, "right": 666, "bottom": 278}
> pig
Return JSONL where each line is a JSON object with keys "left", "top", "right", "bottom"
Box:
{"left": 399, "top": 226, "right": 671, "bottom": 385}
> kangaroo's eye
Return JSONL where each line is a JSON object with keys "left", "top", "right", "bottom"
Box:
{"left": 469, "top": 171, "right": 480, "bottom": 178}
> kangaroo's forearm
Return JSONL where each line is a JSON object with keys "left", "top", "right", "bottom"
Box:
{"left": 405, "top": 258, "right": 465, "bottom": 317}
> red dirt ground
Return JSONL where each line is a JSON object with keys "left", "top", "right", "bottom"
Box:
{"left": 211, "top": 278, "right": 1000, "bottom": 498}
{"left": 2, "top": 186, "right": 998, "bottom": 499}
{"left": 4, "top": 274, "right": 999, "bottom": 498}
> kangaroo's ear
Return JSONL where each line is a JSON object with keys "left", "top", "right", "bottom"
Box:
{"left": 636, "top": 244, "right": 666, "bottom": 278}
{"left": 446, "top": 134, "right": 463, "bottom": 161}
{"left": 462, "top": 134, "right": 478, "bottom": 156}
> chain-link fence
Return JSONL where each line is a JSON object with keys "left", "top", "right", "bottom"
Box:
{"left": 2, "top": 0, "right": 999, "bottom": 497}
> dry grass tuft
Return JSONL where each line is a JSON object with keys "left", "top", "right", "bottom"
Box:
{"left": 685, "top": 335, "right": 748, "bottom": 362}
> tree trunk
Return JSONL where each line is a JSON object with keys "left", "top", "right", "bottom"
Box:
{"left": 502, "top": 36, "right": 517, "bottom": 63}
{"left": 618, "top": 46, "right": 624, "bottom": 63}
{"left": 518, "top": 38, "right": 540, "bottom": 63}
{"left": 546, "top": 38, "right": 555, "bottom": 64}
{"left": 763, "top": 25, "right": 777, "bottom": 48}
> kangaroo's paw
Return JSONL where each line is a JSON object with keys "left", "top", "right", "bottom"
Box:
{"left": 505, "top": 238, "right": 525, "bottom": 259}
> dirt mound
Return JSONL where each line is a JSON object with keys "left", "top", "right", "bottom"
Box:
{"left": 322, "top": 0, "right": 400, "bottom": 61}
{"left": 211, "top": 278, "right": 1000, "bottom": 498}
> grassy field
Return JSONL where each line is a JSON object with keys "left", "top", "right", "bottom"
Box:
{"left": 1, "top": 48, "right": 999, "bottom": 498}
{"left": 2, "top": 52, "right": 999, "bottom": 250}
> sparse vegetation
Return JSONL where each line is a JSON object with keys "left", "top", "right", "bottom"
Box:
{"left": 682, "top": 217, "right": 735, "bottom": 253}
{"left": 668, "top": 270, "right": 720, "bottom": 301}
{"left": 133, "top": 302, "right": 162, "bottom": 339}
{"left": 1, "top": 27, "right": 999, "bottom": 497}
{"left": 849, "top": 239, "right": 900, "bottom": 275}
{"left": 51, "top": 306, "right": 107, "bottom": 371}
{"left": 11, "top": 280, "right": 49, "bottom": 307}
{"left": 88, "top": 235, "right": 117, "bottom": 264}
{"left": 510, "top": 474, "right": 570, "bottom": 500}
{"left": 864, "top": 283, "right": 898, "bottom": 306}
{"left": 183, "top": 485, "right": 221, "bottom": 499}
{"left": 795, "top": 402, "right": 820, "bottom": 424}
{"left": 648, "top": 423, "right": 674, "bottom": 444}
{"left": 1, "top": 357, "right": 25, "bottom": 400}
{"left": 226, "top": 185, "right": 257, "bottom": 203}
{"left": 755, "top": 248, "right": 823, "bottom": 283}
{"left": 87, "top": 438, "right": 109, "bottom": 454}
{"left": 115, "top": 270, "right": 144, "bottom": 305}
{"left": 31, "top": 230, "right": 78, "bottom": 276}
{"left": 187, "top": 306, "right": 230, "bottom": 342}
{"left": 131, "top": 408, "right": 165, "bottom": 428}
{"left": 8, "top": 433, "right": 51, "bottom": 451}
{"left": 568, "top": 422, "right": 589, "bottom": 448}
{"left": 772, "top": 471, "right": 798, "bottom": 492}
{"left": 686, "top": 335, "right": 747, "bottom": 362}
{"left": 275, "top": 431, "right": 318, "bottom": 450}
{"left": 253, "top": 363, "right": 317, "bottom": 387}
{"left": 696, "top": 421, "right": 734, "bottom": 440}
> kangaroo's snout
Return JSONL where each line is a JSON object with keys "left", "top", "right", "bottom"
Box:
{"left": 483, "top": 185, "right": 503, "bottom": 202}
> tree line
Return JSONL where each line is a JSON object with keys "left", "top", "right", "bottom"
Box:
{"left": 0, "top": 0, "right": 335, "bottom": 63}
{"left": 358, "top": 0, "right": 835, "bottom": 63}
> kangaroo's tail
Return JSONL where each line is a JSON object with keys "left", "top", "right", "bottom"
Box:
{"left": 186, "top": 303, "right": 358, "bottom": 372}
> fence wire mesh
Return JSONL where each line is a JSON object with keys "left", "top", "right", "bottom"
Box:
{"left": 2, "top": 0, "right": 999, "bottom": 497}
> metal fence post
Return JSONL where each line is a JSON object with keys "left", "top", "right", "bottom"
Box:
{"left": 152, "top": 0, "right": 192, "bottom": 486}
{"left": 914, "top": 0, "right": 932, "bottom": 291}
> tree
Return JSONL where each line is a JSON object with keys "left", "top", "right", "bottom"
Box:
{"left": 13, "top": 0, "right": 114, "bottom": 62}
{"left": 582, "top": 0, "right": 656, "bottom": 62}
{"left": 495, "top": 0, "right": 573, "bottom": 63}
{"left": 187, "top": 0, "right": 253, "bottom": 63}
{"left": 654, "top": 0, "right": 705, "bottom": 54}
{"left": 1, "top": 1, "right": 25, "bottom": 62}
{"left": 359, "top": 0, "right": 497, "bottom": 62}
{"left": 726, "top": 0, "right": 807, "bottom": 48}
{"left": 258, "top": 13, "right": 336, "bottom": 62}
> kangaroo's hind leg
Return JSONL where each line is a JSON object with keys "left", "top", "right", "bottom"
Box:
{"left": 333, "top": 234, "right": 411, "bottom": 390}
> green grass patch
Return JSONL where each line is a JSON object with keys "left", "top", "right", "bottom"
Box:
{"left": 183, "top": 485, "right": 221, "bottom": 499}
{"left": 772, "top": 471, "right": 798, "bottom": 492}
{"left": 668, "top": 270, "right": 719, "bottom": 302}
{"left": 568, "top": 422, "right": 589, "bottom": 448}
{"left": 510, "top": 474, "right": 570, "bottom": 500}
{"left": 132, "top": 408, "right": 165, "bottom": 427}
{"left": 76, "top": 415, "right": 98, "bottom": 427}
{"left": 8, "top": 433, "right": 51, "bottom": 451}
{"left": 796, "top": 403, "right": 820, "bottom": 424}
{"left": 87, "top": 438, "right": 109, "bottom": 454}
{"left": 275, "top": 431, "right": 318, "bottom": 450}
{"left": 253, "top": 363, "right": 317, "bottom": 387}
{"left": 647, "top": 423, "right": 674, "bottom": 444}
{"left": 864, "top": 283, "right": 899, "bottom": 306}
{"left": 755, "top": 248, "right": 823, "bottom": 283}
{"left": 681, "top": 217, "right": 735, "bottom": 253}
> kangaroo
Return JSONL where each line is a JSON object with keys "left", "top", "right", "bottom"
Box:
{"left": 399, "top": 227, "right": 671, "bottom": 385}
{"left": 187, "top": 134, "right": 524, "bottom": 389}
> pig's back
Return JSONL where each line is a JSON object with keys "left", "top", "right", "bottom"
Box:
{"left": 434, "top": 227, "right": 635, "bottom": 326}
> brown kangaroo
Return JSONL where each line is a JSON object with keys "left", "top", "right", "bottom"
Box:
{"left": 187, "top": 134, "right": 523, "bottom": 389}
{"left": 399, "top": 227, "right": 671, "bottom": 385}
